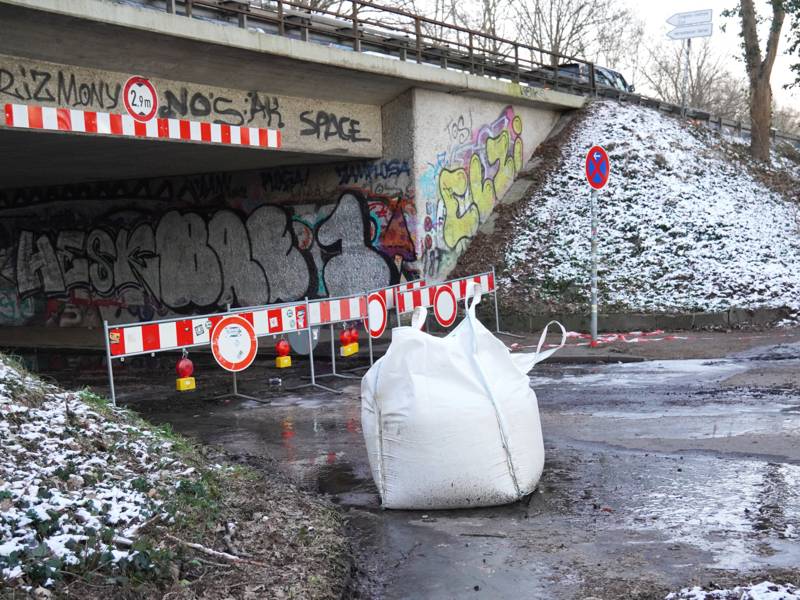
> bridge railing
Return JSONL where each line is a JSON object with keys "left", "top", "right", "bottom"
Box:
{"left": 159, "top": 0, "right": 599, "bottom": 95}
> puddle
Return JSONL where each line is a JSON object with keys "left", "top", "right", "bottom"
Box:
{"left": 530, "top": 359, "right": 747, "bottom": 389}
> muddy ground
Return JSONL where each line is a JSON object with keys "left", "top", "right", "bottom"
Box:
{"left": 17, "top": 329, "right": 800, "bottom": 599}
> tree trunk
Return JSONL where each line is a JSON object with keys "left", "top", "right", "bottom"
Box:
{"left": 750, "top": 76, "right": 773, "bottom": 162}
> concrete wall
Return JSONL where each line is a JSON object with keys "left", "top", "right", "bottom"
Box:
{"left": 411, "top": 89, "right": 559, "bottom": 279}
{"left": 0, "top": 53, "right": 382, "bottom": 157}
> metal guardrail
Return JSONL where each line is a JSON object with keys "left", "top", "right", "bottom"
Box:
{"left": 132, "top": 0, "right": 800, "bottom": 148}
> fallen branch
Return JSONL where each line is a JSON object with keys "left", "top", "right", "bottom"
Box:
{"left": 163, "top": 533, "right": 265, "bottom": 566}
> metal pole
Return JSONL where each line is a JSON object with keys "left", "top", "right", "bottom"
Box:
{"left": 491, "top": 266, "right": 501, "bottom": 333}
{"left": 681, "top": 38, "right": 691, "bottom": 117}
{"left": 590, "top": 188, "right": 598, "bottom": 345}
{"left": 306, "top": 299, "right": 317, "bottom": 385}
{"left": 103, "top": 320, "right": 116, "bottom": 406}
{"left": 395, "top": 287, "right": 402, "bottom": 327}
{"left": 329, "top": 323, "right": 337, "bottom": 374}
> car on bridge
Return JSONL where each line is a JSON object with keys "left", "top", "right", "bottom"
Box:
{"left": 554, "top": 63, "right": 635, "bottom": 93}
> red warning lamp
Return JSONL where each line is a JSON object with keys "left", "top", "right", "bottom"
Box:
{"left": 276, "top": 339, "right": 290, "bottom": 356}
{"left": 176, "top": 356, "right": 194, "bottom": 378}
{"left": 176, "top": 352, "right": 196, "bottom": 391}
{"left": 339, "top": 324, "right": 359, "bottom": 357}
{"left": 275, "top": 338, "right": 292, "bottom": 368}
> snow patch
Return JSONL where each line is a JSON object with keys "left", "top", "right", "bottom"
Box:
{"left": 504, "top": 101, "right": 800, "bottom": 313}
{"left": 666, "top": 581, "right": 800, "bottom": 599}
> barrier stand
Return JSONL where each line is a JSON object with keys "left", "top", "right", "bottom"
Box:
{"left": 103, "top": 319, "right": 117, "bottom": 406}
{"left": 301, "top": 293, "right": 367, "bottom": 382}
{"left": 316, "top": 323, "right": 361, "bottom": 380}
{"left": 490, "top": 266, "right": 523, "bottom": 339}
{"left": 287, "top": 298, "right": 341, "bottom": 394}
{"left": 212, "top": 304, "right": 270, "bottom": 404}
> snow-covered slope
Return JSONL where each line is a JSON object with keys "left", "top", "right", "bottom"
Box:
{"left": 496, "top": 101, "right": 800, "bottom": 314}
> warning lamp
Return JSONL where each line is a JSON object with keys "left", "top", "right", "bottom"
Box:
{"left": 340, "top": 324, "right": 359, "bottom": 358}
{"left": 175, "top": 351, "right": 196, "bottom": 391}
{"left": 275, "top": 338, "right": 292, "bottom": 369}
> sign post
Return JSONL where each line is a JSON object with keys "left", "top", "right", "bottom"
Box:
{"left": 666, "top": 10, "right": 713, "bottom": 117}
{"left": 585, "top": 146, "right": 610, "bottom": 346}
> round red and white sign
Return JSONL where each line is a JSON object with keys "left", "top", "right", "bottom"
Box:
{"left": 123, "top": 76, "right": 158, "bottom": 122}
{"left": 210, "top": 315, "right": 258, "bottom": 372}
{"left": 367, "top": 292, "right": 387, "bottom": 338}
{"left": 433, "top": 285, "right": 457, "bottom": 327}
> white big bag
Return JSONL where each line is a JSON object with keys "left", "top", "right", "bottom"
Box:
{"left": 361, "top": 286, "right": 565, "bottom": 509}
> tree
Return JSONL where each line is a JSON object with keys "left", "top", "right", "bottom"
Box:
{"left": 513, "top": 0, "right": 641, "bottom": 68}
{"left": 641, "top": 40, "right": 749, "bottom": 121}
{"left": 725, "top": 1, "right": 786, "bottom": 161}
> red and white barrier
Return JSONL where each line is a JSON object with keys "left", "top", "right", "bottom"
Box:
{"left": 109, "top": 304, "right": 307, "bottom": 358}
{"left": 102, "top": 269, "right": 510, "bottom": 404}
{"left": 308, "top": 296, "right": 367, "bottom": 326}
{"left": 395, "top": 272, "right": 495, "bottom": 315}
{"left": 4, "top": 103, "right": 281, "bottom": 150}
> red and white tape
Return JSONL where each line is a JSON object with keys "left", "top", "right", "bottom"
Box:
{"left": 109, "top": 304, "right": 306, "bottom": 357}
{"left": 4, "top": 103, "right": 282, "bottom": 149}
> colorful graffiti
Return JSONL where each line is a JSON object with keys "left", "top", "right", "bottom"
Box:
{"left": 419, "top": 106, "right": 523, "bottom": 277}
{"left": 0, "top": 169, "right": 416, "bottom": 326}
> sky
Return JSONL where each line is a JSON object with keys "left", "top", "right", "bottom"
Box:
{"left": 626, "top": 0, "right": 798, "bottom": 107}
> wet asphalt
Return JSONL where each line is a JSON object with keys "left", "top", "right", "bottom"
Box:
{"left": 20, "top": 340, "right": 800, "bottom": 599}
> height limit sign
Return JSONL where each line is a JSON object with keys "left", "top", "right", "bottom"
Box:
{"left": 123, "top": 76, "right": 158, "bottom": 122}
{"left": 585, "top": 145, "right": 610, "bottom": 346}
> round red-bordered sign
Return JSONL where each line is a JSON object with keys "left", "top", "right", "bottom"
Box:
{"left": 433, "top": 285, "right": 458, "bottom": 327}
{"left": 123, "top": 76, "right": 158, "bottom": 122}
{"left": 585, "top": 145, "right": 610, "bottom": 190}
{"left": 366, "top": 292, "right": 387, "bottom": 338}
{"left": 210, "top": 315, "right": 258, "bottom": 372}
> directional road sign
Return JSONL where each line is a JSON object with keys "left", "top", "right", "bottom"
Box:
{"left": 585, "top": 146, "right": 610, "bottom": 190}
{"left": 667, "top": 22, "right": 713, "bottom": 40}
{"left": 667, "top": 9, "right": 712, "bottom": 28}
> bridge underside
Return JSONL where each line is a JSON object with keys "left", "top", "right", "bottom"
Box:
{"left": 0, "top": 128, "right": 345, "bottom": 189}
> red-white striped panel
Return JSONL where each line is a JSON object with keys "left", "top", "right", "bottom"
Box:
{"left": 396, "top": 272, "right": 494, "bottom": 314}
{"left": 3, "top": 103, "right": 282, "bottom": 150}
{"left": 308, "top": 296, "right": 367, "bottom": 326}
{"left": 108, "top": 304, "right": 306, "bottom": 357}
{"left": 373, "top": 279, "right": 426, "bottom": 310}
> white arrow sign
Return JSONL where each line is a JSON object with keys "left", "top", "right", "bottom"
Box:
{"left": 667, "top": 22, "right": 713, "bottom": 40}
{"left": 667, "top": 9, "right": 712, "bottom": 27}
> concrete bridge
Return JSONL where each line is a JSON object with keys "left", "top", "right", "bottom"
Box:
{"left": 0, "top": 0, "right": 584, "bottom": 332}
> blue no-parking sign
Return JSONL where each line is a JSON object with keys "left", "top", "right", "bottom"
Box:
{"left": 585, "top": 145, "right": 610, "bottom": 190}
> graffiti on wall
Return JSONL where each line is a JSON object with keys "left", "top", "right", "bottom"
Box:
{"left": 0, "top": 172, "right": 416, "bottom": 326}
{"left": 419, "top": 107, "right": 523, "bottom": 278}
